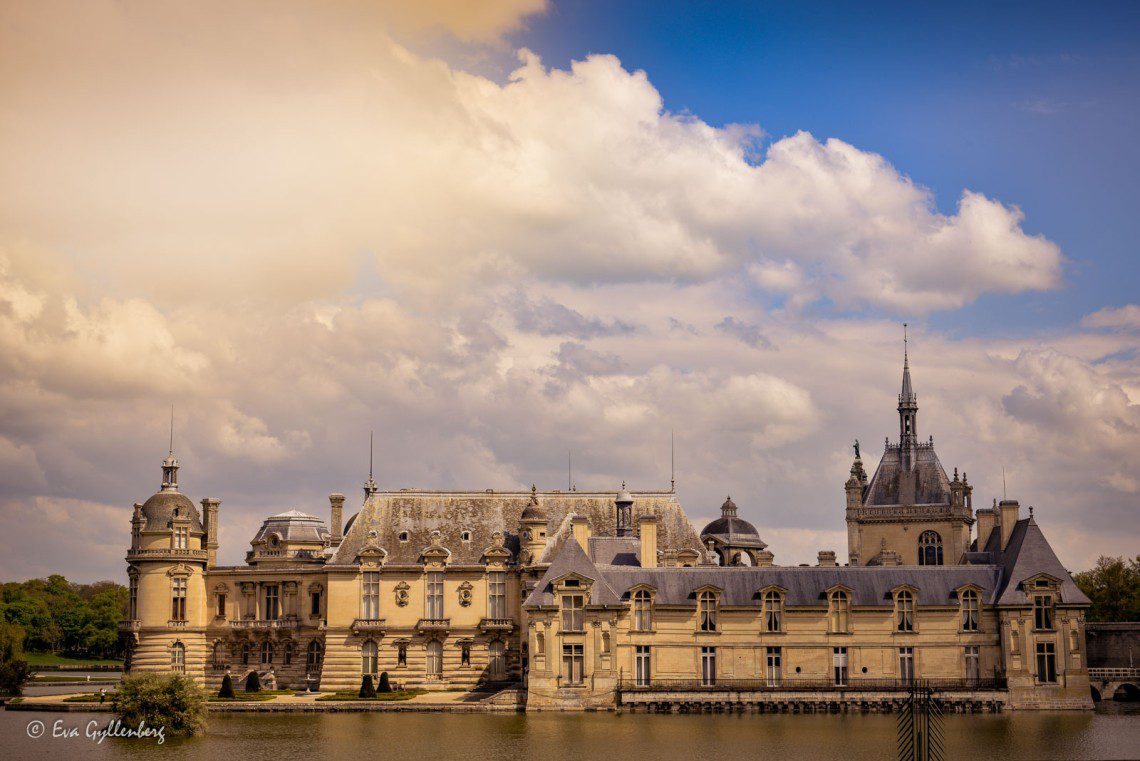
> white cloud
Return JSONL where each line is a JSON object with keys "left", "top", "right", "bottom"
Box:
{"left": 1082, "top": 304, "right": 1140, "bottom": 331}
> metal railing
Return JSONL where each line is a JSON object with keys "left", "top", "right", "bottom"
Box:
{"left": 1089, "top": 667, "right": 1140, "bottom": 680}
{"left": 230, "top": 618, "right": 301, "bottom": 630}
{"left": 127, "top": 548, "right": 208, "bottom": 559}
{"left": 618, "top": 676, "right": 1006, "bottom": 693}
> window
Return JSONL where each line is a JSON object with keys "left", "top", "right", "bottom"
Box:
{"left": 766, "top": 647, "right": 782, "bottom": 687}
{"left": 397, "top": 644, "right": 407, "bottom": 667}
{"left": 461, "top": 643, "right": 471, "bottom": 667}
{"left": 426, "top": 572, "right": 444, "bottom": 619}
{"left": 829, "top": 590, "right": 850, "bottom": 633}
{"left": 174, "top": 526, "right": 188, "bottom": 550}
{"left": 128, "top": 576, "right": 139, "bottom": 620}
{"left": 632, "top": 590, "right": 653, "bottom": 631}
{"left": 261, "top": 640, "right": 274, "bottom": 665}
{"left": 899, "top": 647, "right": 915, "bottom": 683}
{"left": 698, "top": 591, "right": 718, "bottom": 632}
{"left": 562, "top": 644, "right": 584, "bottom": 685}
{"left": 171, "top": 577, "right": 187, "bottom": 621}
{"left": 832, "top": 647, "right": 848, "bottom": 687}
{"left": 362, "top": 572, "right": 380, "bottom": 619}
{"left": 263, "top": 584, "right": 279, "bottom": 620}
{"left": 170, "top": 642, "right": 185, "bottom": 673}
{"left": 241, "top": 642, "right": 251, "bottom": 665}
{"left": 918, "top": 531, "right": 943, "bottom": 566}
{"left": 490, "top": 640, "right": 506, "bottom": 679}
{"left": 307, "top": 641, "right": 323, "bottom": 675}
{"left": 216, "top": 592, "right": 226, "bottom": 619}
{"left": 1035, "top": 642, "right": 1057, "bottom": 683}
{"left": 310, "top": 591, "right": 321, "bottom": 617}
{"left": 398, "top": 531, "right": 409, "bottom": 542}
{"left": 700, "top": 646, "right": 717, "bottom": 686}
{"left": 964, "top": 645, "right": 980, "bottom": 682}
{"left": 763, "top": 590, "right": 783, "bottom": 632}
{"left": 362, "top": 640, "right": 378, "bottom": 675}
{"left": 635, "top": 646, "right": 651, "bottom": 687}
{"left": 283, "top": 641, "right": 293, "bottom": 666}
{"left": 896, "top": 590, "right": 915, "bottom": 632}
{"left": 1033, "top": 595, "right": 1055, "bottom": 631}
{"left": 561, "top": 594, "right": 585, "bottom": 632}
{"left": 460, "top": 530, "right": 471, "bottom": 542}
{"left": 961, "top": 589, "right": 980, "bottom": 632}
{"left": 212, "top": 641, "right": 226, "bottom": 669}
{"left": 488, "top": 572, "right": 506, "bottom": 619}
{"left": 426, "top": 640, "right": 443, "bottom": 677}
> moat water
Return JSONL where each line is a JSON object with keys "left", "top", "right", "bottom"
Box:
{"left": 3, "top": 703, "right": 1137, "bottom": 760}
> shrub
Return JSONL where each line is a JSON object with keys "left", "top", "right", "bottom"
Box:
{"left": 218, "top": 674, "right": 235, "bottom": 699}
{"left": 359, "top": 674, "right": 376, "bottom": 698}
{"left": 244, "top": 670, "right": 261, "bottom": 692}
{"left": 112, "top": 672, "right": 207, "bottom": 737}
{"left": 377, "top": 671, "right": 391, "bottom": 693}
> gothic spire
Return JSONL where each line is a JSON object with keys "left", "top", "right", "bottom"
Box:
{"left": 161, "top": 405, "right": 179, "bottom": 491}
{"left": 363, "top": 431, "right": 378, "bottom": 497}
{"left": 898, "top": 323, "right": 918, "bottom": 451}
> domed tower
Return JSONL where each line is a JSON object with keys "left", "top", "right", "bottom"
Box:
{"left": 518, "top": 484, "right": 549, "bottom": 566}
{"left": 699, "top": 496, "right": 768, "bottom": 566}
{"left": 123, "top": 445, "right": 214, "bottom": 684}
{"left": 614, "top": 482, "right": 634, "bottom": 537}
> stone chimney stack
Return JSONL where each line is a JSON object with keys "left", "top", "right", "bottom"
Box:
{"left": 201, "top": 498, "right": 220, "bottom": 566}
{"left": 817, "top": 550, "right": 837, "bottom": 567}
{"left": 329, "top": 493, "right": 345, "bottom": 547}
{"left": 571, "top": 515, "right": 592, "bottom": 553}
{"left": 638, "top": 514, "right": 658, "bottom": 568}
{"left": 976, "top": 503, "right": 997, "bottom": 549}
{"left": 999, "top": 499, "right": 1020, "bottom": 550}
{"left": 755, "top": 549, "right": 775, "bottom": 567}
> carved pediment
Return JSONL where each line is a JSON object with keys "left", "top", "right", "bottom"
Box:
{"left": 356, "top": 544, "right": 388, "bottom": 566}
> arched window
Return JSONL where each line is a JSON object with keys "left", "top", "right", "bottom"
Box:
{"left": 895, "top": 590, "right": 915, "bottom": 632}
{"left": 762, "top": 590, "right": 783, "bottom": 632}
{"left": 212, "top": 641, "right": 226, "bottom": 669}
{"left": 361, "top": 640, "right": 378, "bottom": 675}
{"left": 260, "top": 640, "right": 274, "bottom": 665}
{"left": 241, "top": 642, "right": 251, "bottom": 665}
{"left": 918, "top": 531, "right": 943, "bottom": 566}
{"left": 307, "top": 641, "right": 323, "bottom": 675}
{"left": 426, "top": 640, "right": 443, "bottom": 677}
{"left": 632, "top": 590, "right": 653, "bottom": 631}
{"left": 170, "top": 641, "right": 186, "bottom": 673}
{"left": 698, "top": 590, "right": 718, "bottom": 632}
{"left": 960, "top": 589, "right": 980, "bottom": 632}
{"left": 489, "top": 640, "right": 506, "bottom": 679}
{"left": 829, "top": 590, "right": 850, "bottom": 633}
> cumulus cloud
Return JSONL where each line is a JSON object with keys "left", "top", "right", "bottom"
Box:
{"left": 1082, "top": 304, "right": 1140, "bottom": 331}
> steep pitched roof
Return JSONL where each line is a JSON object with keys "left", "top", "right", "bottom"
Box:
{"left": 993, "top": 518, "right": 1090, "bottom": 605}
{"left": 524, "top": 538, "right": 620, "bottom": 607}
{"left": 864, "top": 443, "right": 952, "bottom": 507}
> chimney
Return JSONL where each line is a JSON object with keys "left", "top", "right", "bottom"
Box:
{"left": 571, "top": 515, "right": 591, "bottom": 553}
{"left": 879, "top": 549, "right": 901, "bottom": 566}
{"left": 201, "top": 498, "right": 220, "bottom": 566}
{"left": 998, "top": 499, "right": 1020, "bottom": 550}
{"left": 755, "top": 549, "right": 775, "bottom": 567}
{"left": 329, "top": 493, "right": 345, "bottom": 546}
{"left": 975, "top": 505, "right": 997, "bottom": 550}
{"left": 637, "top": 514, "right": 658, "bottom": 568}
{"left": 817, "top": 550, "right": 837, "bottom": 567}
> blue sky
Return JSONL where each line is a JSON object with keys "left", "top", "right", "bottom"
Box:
{"left": 519, "top": 1, "right": 1140, "bottom": 336}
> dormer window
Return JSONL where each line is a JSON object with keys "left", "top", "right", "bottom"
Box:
{"left": 1033, "top": 594, "right": 1055, "bottom": 631}
{"left": 698, "top": 590, "right": 718, "bottom": 632}
{"left": 561, "top": 594, "right": 585, "bottom": 632}
{"left": 632, "top": 590, "right": 653, "bottom": 631}
{"left": 829, "top": 590, "right": 850, "bottom": 633}
{"left": 564, "top": 578, "right": 580, "bottom": 588}
{"left": 460, "top": 531, "right": 471, "bottom": 542}
{"left": 960, "top": 589, "right": 980, "bottom": 632}
{"left": 895, "top": 590, "right": 915, "bottom": 632}
{"left": 173, "top": 526, "right": 188, "bottom": 550}
{"left": 762, "top": 590, "right": 783, "bottom": 633}
{"left": 398, "top": 531, "right": 409, "bottom": 542}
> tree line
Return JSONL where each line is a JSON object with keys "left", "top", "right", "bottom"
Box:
{"left": 0, "top": 574, "right": 128, "bottom": 659}
{"left": 1074, "top": 555, "right": 1140, "bottom": 623}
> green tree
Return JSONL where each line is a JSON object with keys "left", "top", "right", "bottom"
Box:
{"left": 113, "top": 672, "right": 207, "bottom": 737}
{"left": 377, "top": 671, "right": 391, "bottom": 693}
{"left": 0, "top": 622, "right": 31, "bottom": 696}
{"left": 0, "top": 576, "right": 127, "bottom": 659}
{"left": 1074, "top": 555, "right": 1140, "bottom": 622}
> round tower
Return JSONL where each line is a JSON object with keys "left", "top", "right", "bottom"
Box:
{"left": 518, "top": 484, "right": 549, "bottom": 565}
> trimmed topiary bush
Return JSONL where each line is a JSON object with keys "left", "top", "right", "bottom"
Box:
{"left": 359, "top": 674, "right": 376, "bottom": 698}
{"left": 377, "top": 671, "right": 391, "bottom": 693}
{"left": 244, "top": 670, "right": 261, "bottom": 692}
{"left": 218, "top": 673, "right": 235, "bottom": 699}
{"left": 113, "top": 671, "right": 207, "bottom": 737}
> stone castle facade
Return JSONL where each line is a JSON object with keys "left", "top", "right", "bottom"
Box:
{"left": 122, "top": 353, "right": 1093, "bottom": 710}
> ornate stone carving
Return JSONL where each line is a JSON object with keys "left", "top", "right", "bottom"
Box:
{"left": 457, "top": 581, "right": 473, "bottom": 607}
{"left": 394, "top": 581, "right": 410, "bottom": 607}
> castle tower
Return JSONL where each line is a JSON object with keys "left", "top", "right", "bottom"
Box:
{"left": 518, "top": 484, "right": 549, "bottom": 566}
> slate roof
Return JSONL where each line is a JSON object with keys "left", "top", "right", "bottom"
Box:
{"left": 140, "top": 490, "right": 203, "bottom": 533}
{"left": 980, "top": 518, "right": 1090, "bottom": 606}
{"left": 330, "top": 489, "right": 703, "bottom": 566}
{"left": 252, "top": 510, "right": 330, "bottom": 545}
{"left": 864, "top": 443, "right": 952, "bottom": 507}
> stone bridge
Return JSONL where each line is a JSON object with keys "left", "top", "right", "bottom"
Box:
{"left": 1088, "top": 668, "right": 1140, "bottom": 702}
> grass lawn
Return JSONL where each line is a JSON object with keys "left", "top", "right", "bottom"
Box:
{"left": 209, "top": 691, "right": 278, "bottom": 702}
{"left": 63, "top": 693, "right": 114, "bottom": 703}
{"left": 25, "top": 652, "right": 123, "bottom": 668}
{"left": 315, "top": 689, "right": 426, "bottom": 702}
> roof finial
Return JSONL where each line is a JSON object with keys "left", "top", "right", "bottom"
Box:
{"left": 169, "top": 403, "right": 174, "bottom": 455}
{"left": 670, "top": 429, "right": 675, "bottom": 492}
{"left": 363, "top": 431, "right": 378, "bottom": 496}
{"left": 903, "top": 322, "right": 908, "bottom": 366}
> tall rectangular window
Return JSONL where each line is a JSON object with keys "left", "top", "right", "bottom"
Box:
{"left": 635, "top": 646, "right": 651, "bottom": 687}
{"left": 171, "top": 577, "right": 187, "bottom": 621}
{"left": 766, "top": 647, "right": 782, "bottom": 687}
{"left": 426, "top": 572, "right": 444, "bottom": 619}
{"left": 1033, "top": 595, "right": 1055, "bottom": 631}
{"left": 362, "top": 572, "right": 380, "bottom": 619}
{"left": 310, "top": 591, "right": 321, "bottom": 617}
{"left": 896, "top": 591, "right": 915, "bottom": 632}
{"left": 633, "top": 590, "right": 653, "bottom": 631}
{"left": 763, "top": 591, "right": 782, "bottom": 632}
{"left": 216, "top": 592, "right": 226, "bottom": 619}
{"left": 700, "top": 646, "right": 717, "bottom": 686}
{"left": 829, "top": 591, "right": 850, "bottom": 633}
{"left": 489, "top": 641, "right": 506, "bottom": 679}
{"left": 832, "top": 647, "right": 848, "bottom": 687}
{"left": 562, "top": 644, "right": 584, "bottom": 685}
{"left": 426, "top": 640, "right": 443, "bottom": 677}
{"left": 173, "top": 526, "right": 188, "bottom": 550}
{"left": 488, "top": 572, "right": 506, "bottom": 619}
{"left": 899, "top": 647, "right": 915, "bottom": 683}
{"left": 263, "top": 584, "right": 280, "bottom": 620}
{"left": 362, "top": 640, "right": 378, "bottom": 675}
{"left": 698, "top": 591, "right": 718, "bottom": 632}
{"left": 965, "top": 645, "right": 980, "bottom": 682}
{"left": 1036, "top": 642, "right": 1057, "bottom": 683}
{"left": 129, "top": 576, "right": 138, "bottom": 620}
{"left": 561, "top": 594, "right": 584, "bottom": 632}
{"left": 961, "top": 590, "right": 980, "bottom": 632}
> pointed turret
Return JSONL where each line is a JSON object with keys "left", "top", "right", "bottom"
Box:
{"left": 363, "top": 431, "right": 378, "bottom": 497}
{"left": 898, "top": 324, "right": 918, "bottom": 452}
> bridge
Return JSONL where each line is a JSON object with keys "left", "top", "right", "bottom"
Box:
{"left": 1088, "top": 668, "right": 1140, "bottom": 702}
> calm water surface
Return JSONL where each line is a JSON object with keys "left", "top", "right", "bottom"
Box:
{"left": 3, "top": 704, "right": 1137, "bottom": 761}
